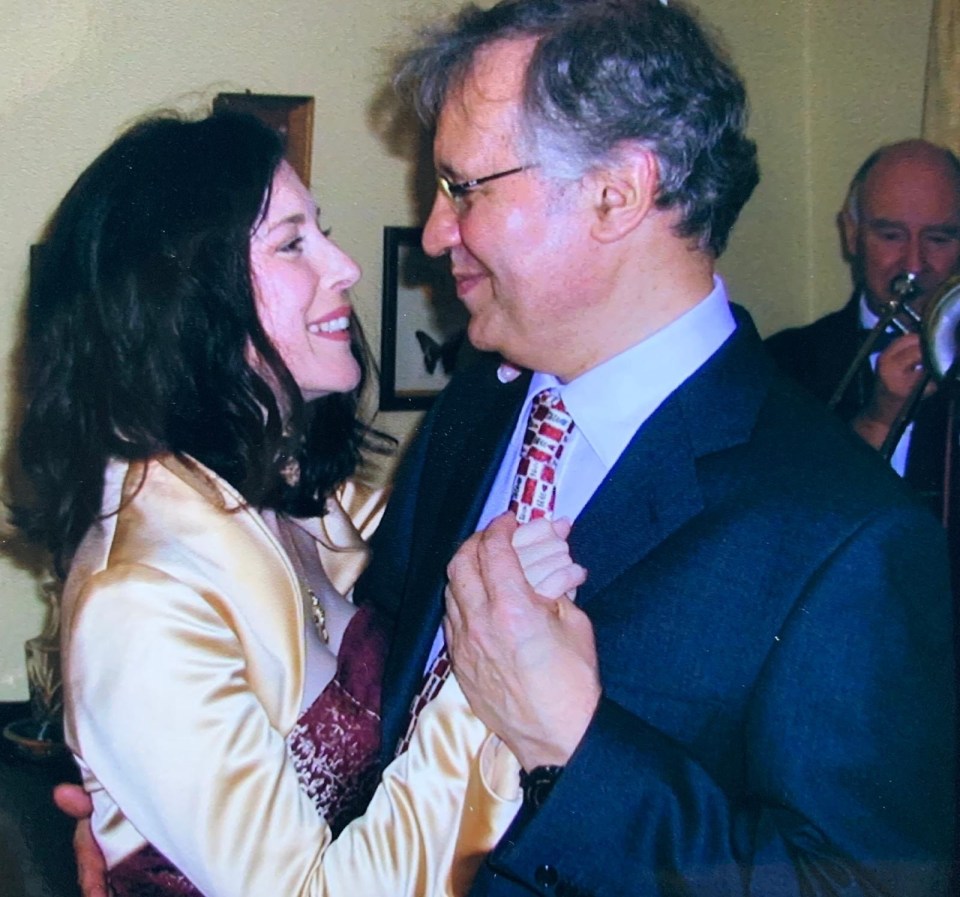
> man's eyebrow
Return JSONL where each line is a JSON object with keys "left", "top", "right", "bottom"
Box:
{"left": 436, "top": 161, "right": 465, "bottom": 180}
{"left": 922, "top": 223, "right": 960, "bottom": 236}
{"left": 865, "top": 218, "right": 960, "bottom": 237}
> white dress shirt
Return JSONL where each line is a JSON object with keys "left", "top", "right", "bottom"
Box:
{"left": 477, "top": 275, "right": 737, "bottom": 528}
{"left": 427, "top": 276, "right": 737, "bottom": 666}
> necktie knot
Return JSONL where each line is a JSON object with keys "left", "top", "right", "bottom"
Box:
{"left": 509, "top": 388, "right": 575, "bottom": 523}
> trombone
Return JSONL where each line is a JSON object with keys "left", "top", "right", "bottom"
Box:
{"left": 826, "top": 272, "right": 923, "bottom": 412}
{"left": 824, "top": 271, "right": 960, "bottom": 527}
{"left": 877, "top": 273, "right": 960, "bottom": 464}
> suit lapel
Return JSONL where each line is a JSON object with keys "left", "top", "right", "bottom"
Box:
{"left": 380, "top": 360, "right": 529, "bottom": 755}
{"left": 418, "top": 367, "right": 530, "bottom": 575}
{"left": 570, "top": 319, "right": 772, "bottom": 606}
{"left": 382, "top": 322, "right": 774, "bottom": 754}
{"left": 570, "top": 399, "right": 702, "bottom": 605}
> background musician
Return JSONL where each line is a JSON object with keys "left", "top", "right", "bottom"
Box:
{"left": 766, "top": 140, "right": 960, "bottom": 553}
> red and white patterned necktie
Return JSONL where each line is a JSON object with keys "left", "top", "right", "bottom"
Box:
{"left": 395, "top": 388, "right": 575, "bottom": 756}
{"left": 509, "top": 388, "right": 575, "bottom": 523}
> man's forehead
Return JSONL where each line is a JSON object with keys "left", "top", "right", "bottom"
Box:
{"left": 862, "top": 154, "right": 960, "bottom": 211}
{"left": 434, "top": 55, "right": 528, "bottom": 170}
{"left": 439, "top": 40, "right": 531, "bottom": 123}
{"left": 860, "top": 186, "right": 960, "bottom": 227}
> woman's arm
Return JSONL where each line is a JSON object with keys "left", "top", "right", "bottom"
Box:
{"left": 64, "top": 509, "right": 582, "bottom": 895}
{"left": 67, "top": 564, "right": 519, "bottom": 897}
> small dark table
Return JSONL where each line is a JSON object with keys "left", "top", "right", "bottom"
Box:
{"left": 0, "top": 702, "right": 80, "bottom": 897}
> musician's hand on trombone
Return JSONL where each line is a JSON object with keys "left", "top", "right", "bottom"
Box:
{"left": 852, "top": 332, "right": 936, "bottom": 450}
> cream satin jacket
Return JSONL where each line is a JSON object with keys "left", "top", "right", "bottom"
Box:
{"left": 61, "top": 456, "right": 520, "bottom": 897}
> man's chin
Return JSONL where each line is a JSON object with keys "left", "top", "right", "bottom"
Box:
{"left": 465, "top": 319, "right": 498, "bottom": 354}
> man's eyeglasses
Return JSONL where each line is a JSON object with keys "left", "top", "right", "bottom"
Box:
{"left": 437, "top": 164, "right": 536, "bottom": 210}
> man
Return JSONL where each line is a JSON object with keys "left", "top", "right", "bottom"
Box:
{"left": 64, "top": 1, "right": 955, "bottom": 895}
{"left": 766, "top": 140, "right": 960, "bottom": 502}
{"left": 357, "top": 2, "right": 953, "bottom": 894}
{"left": 358, "top": 0, "right": 953, "bottom": 894}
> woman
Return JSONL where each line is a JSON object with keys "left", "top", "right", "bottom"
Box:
{"left": 15, "top": 111, "right": 582, "bottom": 896}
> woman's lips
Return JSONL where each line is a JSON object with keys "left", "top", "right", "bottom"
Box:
{"left": 307, "top": 305, "right": 352, "bottom": 341}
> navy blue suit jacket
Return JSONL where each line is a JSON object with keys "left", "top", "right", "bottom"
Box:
{"left": 766, "top": 297, "right": 959, "bottom": 587}
{"left": 355, "top": 315, "right": 955, "bottom": 896}
{"left": 764, "top": 294, "right": 868, "bottom": 420}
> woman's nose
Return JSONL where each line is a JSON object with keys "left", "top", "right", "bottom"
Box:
{"left": 321, "top": 242, "right": 362, "bottom": 293}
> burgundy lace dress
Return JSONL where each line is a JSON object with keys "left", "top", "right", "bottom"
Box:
{"left": 107, "top": 605, "right": 387, "bottom": 896}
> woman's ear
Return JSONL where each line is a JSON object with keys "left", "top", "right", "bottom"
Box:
{"left": 587, "top": 147, "right": 659, "bottom": 244}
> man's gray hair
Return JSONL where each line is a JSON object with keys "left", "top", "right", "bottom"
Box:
{"left": 394, "top": 0, "right": 759, "bottom": 257}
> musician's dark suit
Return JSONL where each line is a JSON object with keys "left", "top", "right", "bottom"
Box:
{"left": 764, "top": 294, "right": 866, "bottom": 420}
{"left": 766, "top": 295, "right": 959, "bottom": 583}
{"left": 355, "top": 312, "right": 955, "bottom": 897}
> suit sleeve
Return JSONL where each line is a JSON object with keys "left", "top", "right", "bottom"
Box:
{"left": 480, "top": 506, "right": 955, "bottom": 897}
{"left": 67, "top": 564, "right": 520, "bottom": 897}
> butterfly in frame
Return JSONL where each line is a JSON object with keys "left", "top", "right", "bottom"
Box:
{"left": 415, "top": 329, "right": 465, "bottom": 376}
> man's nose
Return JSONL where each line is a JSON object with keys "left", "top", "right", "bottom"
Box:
{"left": 905, "top": 234, "right": 925, "bottom": 274}
{"left": 422, "top": 191, "right": 461, "bottom": 258}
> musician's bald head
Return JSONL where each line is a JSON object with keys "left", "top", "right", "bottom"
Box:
{"left": 839, "top": 139, "right": 960, "bottom": 317}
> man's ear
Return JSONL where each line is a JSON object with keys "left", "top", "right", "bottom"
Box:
{"left": 587, "top": 147, "right": 659, "bottom": 244}
{"left": 838, "top": 209, "right": 859, "bottom": 263}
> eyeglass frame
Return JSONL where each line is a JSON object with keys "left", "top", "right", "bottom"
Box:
{"left": 437, "top": 164, "right": 538, "bottom": 209}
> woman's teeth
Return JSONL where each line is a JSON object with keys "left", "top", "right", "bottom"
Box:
{"left": 308, "top": 316, "right": 350, "bottom": 334}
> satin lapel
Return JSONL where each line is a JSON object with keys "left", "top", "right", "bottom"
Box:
{"left": 570, "top": 320, "right": 772, "bottom": 607}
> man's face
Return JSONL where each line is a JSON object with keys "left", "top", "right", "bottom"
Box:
{"left": 421, "top": 38, "right": 603, "bottom": 382}
{"left": 843, "top": 146, "right": 960, "bottom": 318}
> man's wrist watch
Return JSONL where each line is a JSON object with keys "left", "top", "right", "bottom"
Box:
{"left": 519, "top": 765, "right": 564, "bottom": 809}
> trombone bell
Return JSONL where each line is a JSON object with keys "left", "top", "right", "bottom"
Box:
{"left": 923, "top": 275, "right": 960, "bottom": 382}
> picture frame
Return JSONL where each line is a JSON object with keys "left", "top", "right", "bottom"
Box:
{"left": 379, "top": 226, "right": 471, "bottom": 411}
{"left": 213, "top": 92, "right": 315, "bottom": 184}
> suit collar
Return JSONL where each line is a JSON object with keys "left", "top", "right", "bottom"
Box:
{"left": 570, "top": 315, "right": 772, "bottom": 605}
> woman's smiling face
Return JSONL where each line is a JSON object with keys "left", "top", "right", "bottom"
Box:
{"left": 249, "top": 161, "right": 362, "bottom": 401}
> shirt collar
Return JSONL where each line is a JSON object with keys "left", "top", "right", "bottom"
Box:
{"left": 520, "top": 275, "right": 737, "bottom": 469}
{"left": 858, "top": 290, "right": 880, "bottom": 330}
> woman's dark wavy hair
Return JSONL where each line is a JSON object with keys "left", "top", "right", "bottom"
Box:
{"left": 395, "top": 0, "right": 759, "bottom": 256}
{"left": 15, "top": 110, "right": 390, "bottom": 574}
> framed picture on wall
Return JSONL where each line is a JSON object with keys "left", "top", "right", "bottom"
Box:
{"left": 379, "top": 226, "right": 472, "bottom": 411}
{"left": 213, "top": 92, "right": 315, "bottom": 184}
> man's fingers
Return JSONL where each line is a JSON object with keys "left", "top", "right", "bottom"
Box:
{"left": 446, "top": 531, "right": 483, "bottom": 601}
{"left": 53, "top": 786, "right": 111, "bottom": 897}
{"left": 443, "top": 583, "right": 462, "bottom": 630}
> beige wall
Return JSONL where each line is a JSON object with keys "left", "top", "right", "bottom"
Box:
{"left": 0, "top": 0, "right": 934, "bottom": 699}
{"left": 712, "top": 0, "right": 933, "bottom": 333}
